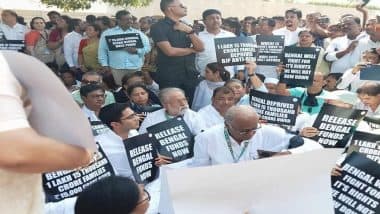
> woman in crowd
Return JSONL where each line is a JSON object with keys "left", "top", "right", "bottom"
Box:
{"left": 127, "top": 83, "right": 161, "bottom": 123}
{"left": 25, "top": 17, "right": 55, "bottom": 64}
{"left": 78, "top": 24, "right": 102, "bottom": 73}
{"left": 48, "top": 15, "right": 71, "bottom": 68}
{"left": 292, "top": 30, "right": 329, "bottom": 76}
{"left": 192, "top": 62, "right": 230, "bottom": 111}
{"left": 225, "top": 79, "right": 250, "bottom": 105}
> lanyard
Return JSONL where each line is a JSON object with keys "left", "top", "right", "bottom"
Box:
{"left": 224, "top": 127, "right": 249, "bottom": 163}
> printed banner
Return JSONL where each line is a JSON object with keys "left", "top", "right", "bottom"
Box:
{"left": 255, "top": 35, "right": 284, "bottom": 66}
{"left": 332, "top": 152, "right": 380, "bottom": 214}
{"left": 214, "top": 36, "right": 255, "bottom": 66}
{"left": 250, "top": 89, "right": 299, "bottom": 125}
{"left": 124, "top": 133, "right": 159, "bottom": 184}
{"left": 105, "top": 33, "right": 143, "bottom": 50}
{"left": 281, "top": 46, "right": 320, "bottom": 86}
{"left": 311, "top": 104, "right": 367, "bottom": 148}
{"left": 147, "top": 117, "right": 194, "bottom": 162}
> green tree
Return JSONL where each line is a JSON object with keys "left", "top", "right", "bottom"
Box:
{"left": 41, "top": 0, "right": 153, "bottom": 11}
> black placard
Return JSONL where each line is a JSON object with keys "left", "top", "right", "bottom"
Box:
{"left": 42, "top": 143, "right": 115, "bottom": 202}
{"left": 249, "top": 89, "right": 299, "bottom": 126}
{"left": 90, "top": 120, "right": 111, "bottom": 136}
{"left": 124, "top": 133, "right": 159, "bottom": 184}
{"left": 363, "top": 116, "right": 380, "bottom": 130}
{"left": 147, "top": 117, "right": 194, "bottom": 162}
{"left": 255, "top": 35, "right": 284, "bottom": 66}
{"left": 332, "top": 152, "right": 380, "bottom": 214}
{"left": 360, "top": 64, "right": 380, "bottom": 81}
{"left": 214, "top": 37, "right": 255, "bottom": 66}
{"left": 281, "top": 46, "right": 320, "bottom": 86}
{"left": 347, "top": 131, "right": 380, "bottom": 163}
{"left": 105, "top": 33, "right": 143, "bottom": 51}
{"left": 311, "top": 104, "right": 367, "bottom": 148}
{"left": 0, "top": 39, "right": 25, "bottom": 51}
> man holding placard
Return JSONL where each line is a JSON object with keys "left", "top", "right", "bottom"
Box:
{"left": 99, "top": 10, "right": 151, "bottom": 85}
{"left": 192, "top": 105, "right": 321, "bottom": 166}
{"left": 195, "top": 9, "right": 235, "bottom": 77}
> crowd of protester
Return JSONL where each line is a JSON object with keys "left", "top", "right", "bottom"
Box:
{"left": 1, "top": 0, "right": 380, "bottom": 213}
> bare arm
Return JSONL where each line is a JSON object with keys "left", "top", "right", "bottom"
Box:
{"left": 275, "top": 64, "right": 290, "bottom": 96}
{"left": 0, "top": 128, "right": 92, "bottom": 173}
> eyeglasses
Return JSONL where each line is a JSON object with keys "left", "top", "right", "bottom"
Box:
{"left": 120, "top": 113, "right": 138, "bottom": 121}
{"left": 88, "top": 94, "right": 106, "bottom": 99}
{"left": 137, "top": 189, "right": 151, "bottom": 204}
{"left": 228, "top": 122, "right": 262, "bottom": 135}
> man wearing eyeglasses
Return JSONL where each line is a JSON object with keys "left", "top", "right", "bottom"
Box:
{"left": 80, "top": 84, "right": 106, "bottom": 121}
{"left": 192, "top": 105, "right": 320, "bottom": 166}
{"left": 72, "top": 71, "right": 115, "bottom": 106}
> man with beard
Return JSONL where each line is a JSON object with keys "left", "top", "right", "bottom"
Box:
{"left": 325, "top": 16, "right": 367, "bottom": 74}
{"left": 139, "top": 87, "right": 205, "bottom": 135}
{"left": 273, "top": 8, "right": 304, "bottom": 46}
{"left": 150, "top": 0, "right": 204, "bottom": 104}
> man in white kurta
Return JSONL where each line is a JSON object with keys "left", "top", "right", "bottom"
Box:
{"left": 198, "top": 86, "right": 235, "bottom": 129}
{"left": 139, "top": 88, "right": 205, "bottom": 135}
{"left": 192, "top": 106, "right": 321, "bottom": 167}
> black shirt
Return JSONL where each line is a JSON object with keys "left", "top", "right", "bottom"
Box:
{"left": 150, "top": 17, "right": 197, "bottom": 76}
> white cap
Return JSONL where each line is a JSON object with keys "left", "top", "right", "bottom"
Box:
{"left": 264, "top": 78, "right": 279, "bottom": 85}
{"left": 317, "top": 90, "right": 358, "bottom": 106}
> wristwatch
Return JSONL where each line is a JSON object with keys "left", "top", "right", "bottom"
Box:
{"left": 187, "top": 30, "right": 195, "bottom": 35}
{"left": 248, "top": 73, "right": 255, "bottom": 77}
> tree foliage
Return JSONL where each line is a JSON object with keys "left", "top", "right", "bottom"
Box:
{"left": 41, "top": 0, "right": 153, "bottom": 11}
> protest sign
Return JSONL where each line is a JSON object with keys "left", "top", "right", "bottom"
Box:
{"left": 90, "top": 120, "right": 110, "bottom": 136}
{"left": 0, "top": 40, "right": 24, "bottom": 51}
{"left": 360, "top": 64, "right": 380, "bottom": 81}
{"left": 124, "top": 133, "right": 159, "bottom": 184}
{"left": 347, "top": 131, "right": 380, "bottom": 163}
{"left": 250, "top": 89, "right": 299, "bottom": 125}
{"left": 332, "top": 152, "right": 380, "bottom": 214}
{"left": 147, "top": 117, "right": 194, "bottom": 162}
{"left": 363, "top": 116, "right": 380, "bottom": 130}
{"left": 214, "top": 36, "right": 255, "bottom": 66}
{"left": 43, "top": 142, "right": 115, "bottom": 202}
{"left": 159, "top": 149, "right": 342, "bottom": 214}
{"left": 255, "top": 35, "right": 284, "bottom": 66}
{"left": 281, "top": 46, "right": 320, "bottom": 86}
{"left": 105, "top": 33, "right": 143, "bottom": 50}
{"left": 311, "top": 104, "right": 367, "bottom": 148}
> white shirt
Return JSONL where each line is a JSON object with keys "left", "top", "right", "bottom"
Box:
{"left": 0, "top": 22, "right": 27, "bottom": 40}
{"left": 192, "top": 80, "right": 224, "bottom": 111}
{"left": 198, "top": 104, "right": 224, "bottom": 129}
{"left": 337, "top": 68, "right": 380, "bottom": 92}
{"left": 63, "top": 31, "right": 83, "bottom": 67}
{"left": 139, "top": 108, "right": 205, "bottom": 136}
{"left": 325, "top": 33, "right": 367, "bottom": 74}
{"left": 273, "top": 27, "right": 304, "bottom": 46}
{"left": 355, "top": 102, "right": 380, "bottom": 117}
{"left": 196, "top": 29, "right": 235, "bottom": 76}
{"left": 351, "top": 36, "right": 380, "bottom": 60}
{"left": 81, "top": 105, "right": 99, "bottom": 122}
{"left": 192, "top": 124, "right": 320, "bottom": 166}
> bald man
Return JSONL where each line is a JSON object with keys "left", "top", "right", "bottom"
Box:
{"left": 192, "top": 105, "right": 321, "bottom": 166}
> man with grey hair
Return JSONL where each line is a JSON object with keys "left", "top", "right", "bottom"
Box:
{"left": 192, "top": 105, "right": 321, "bottom": 166}
{"left": 139, "top": 87, "right": 205, "bottom": 135}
